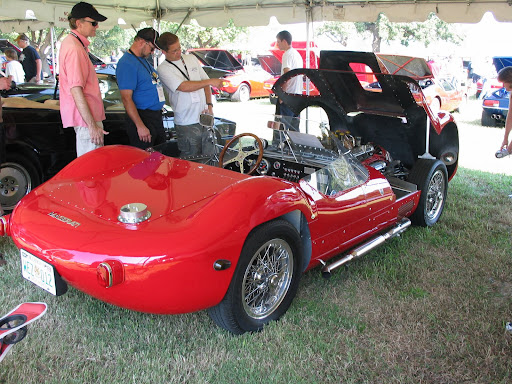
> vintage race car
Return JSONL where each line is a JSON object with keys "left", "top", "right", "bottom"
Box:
{"left": 0, "top": 51, "right": 459, "bottom": 334}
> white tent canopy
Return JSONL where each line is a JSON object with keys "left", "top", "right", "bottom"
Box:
{"left": 1, "top": 0, "right": 512, "bottom": 32}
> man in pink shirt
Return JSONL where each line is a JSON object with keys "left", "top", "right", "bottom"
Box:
{"left": 59, "top": 2, "right": 108, "bottom": 156}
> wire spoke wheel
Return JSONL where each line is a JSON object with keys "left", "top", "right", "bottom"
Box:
{"left": 408, "top": 158, "right": 448, "bottom": 227}
{"left": 426, "top": 169, "right": 445, "bottom": 221}
{"left": 207, "top": 219, "right": 302, "bottom": 334}
{"left": 242, "top": 239, "right": 293, "bottom": 319}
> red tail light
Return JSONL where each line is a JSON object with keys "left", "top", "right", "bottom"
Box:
{"left": 483, "top": 100, "right": 499, "bottom": 107}
{"left": 0, "top": 215, "right": 9, "bottom": 237}
{"left": 97, "top": 260, "right": 124, "bottom": 288}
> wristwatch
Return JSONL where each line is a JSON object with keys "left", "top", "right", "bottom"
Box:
{"left": 206, "top": 102, "right": 213, "bottom": 107}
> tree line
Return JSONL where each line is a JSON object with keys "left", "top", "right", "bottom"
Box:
{"left": 0, "top": 13, "right": 462, "bottom": 77}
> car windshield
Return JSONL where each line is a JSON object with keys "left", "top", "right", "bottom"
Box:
{"left": 99, "top": 74, "right": 124, "bottom": 110}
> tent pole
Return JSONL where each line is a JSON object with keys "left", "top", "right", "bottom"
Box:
{"left": 50, "top": 24, "right": 57, "bottom": 79}
{"left": 305, "top": 4, "right": 313, "bottom": 125}
{"left": 174, "top": 10, "right": 192, "bottom": 33}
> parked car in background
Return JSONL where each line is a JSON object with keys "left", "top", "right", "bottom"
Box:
{"left": 0, "top": 72, "right": 235, "bottom": 211}
{"left": 188, "top": 48, "right": 272, "bottom": 102}
{"left": 0, "top": 50, "right": 459, "bottom": 335}
{"left": 419, "top": 77, "right": 464, "bottom": 113}
{"left": 363, "top": 55, "right": 463, "bottom": 113}
{"left": 480, "top": 56, "right": 512, "bottom": 126}
{"left": 481, "top": 87, "right": 509, "bottom": 126}
{"left": 476, "top": 77, "right": 502, "bottom": 98}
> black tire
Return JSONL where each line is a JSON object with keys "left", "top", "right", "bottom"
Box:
{"left": 0, "top": 153, "right": 41, "bottom": 211}
{"left": 408, "top": 159, "right": 448, "bottom": 227}
{"left": 208, "top": 220, "right": 302, "bottom": 334}
{"left": 231, "top": 83, "right": 251, "bottom": 102}
{"left": 481, "top": 110, "right": 496, "bottom": 127}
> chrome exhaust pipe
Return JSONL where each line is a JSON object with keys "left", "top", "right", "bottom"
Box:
{"left": 321, "top": 218, "right": 411, "bottom": 278}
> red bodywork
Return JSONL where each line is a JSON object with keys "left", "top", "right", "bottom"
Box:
{"left": 1, "top": 51, "right": 459, "bottom": 323}
{"left": 6, "top": 144, "right": 419, "bottom": 314}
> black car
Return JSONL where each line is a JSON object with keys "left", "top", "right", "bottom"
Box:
{"left": 0, "top": 73, "right": 235, "bottom": 211}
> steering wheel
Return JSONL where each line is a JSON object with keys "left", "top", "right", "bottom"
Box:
{"left": 218, "top": 133, "right": 264, "bottom": 174}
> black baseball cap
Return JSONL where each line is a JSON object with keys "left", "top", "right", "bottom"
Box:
{"left": 136, "top": 28, "right": 162, "bottom": 50}
{"left": 68, "top": 2, "right": 107, "bottom": 21}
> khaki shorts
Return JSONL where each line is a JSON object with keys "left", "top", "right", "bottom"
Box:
{"left": 74, "top": 122, "right": 104, "bottom": 157}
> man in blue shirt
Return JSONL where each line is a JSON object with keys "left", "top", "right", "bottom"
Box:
{"left": 116, "top": 28, "right": 166, "bottom": 149}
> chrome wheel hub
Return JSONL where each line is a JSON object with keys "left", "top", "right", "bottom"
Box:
{"left": 0, "top": 163, "right": 31, "bottom": 210}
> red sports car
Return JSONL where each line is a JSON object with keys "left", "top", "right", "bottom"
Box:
{"left": 0, "top": 51, "right": 459, "bottom": 334}
{"left": 188, "top": 48, "right": 272, "bottom": 102}
{"left": 420, "top": 77, "right": 464, "bottom": 113}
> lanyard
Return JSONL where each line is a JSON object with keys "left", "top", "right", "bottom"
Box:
{"left": 70, "top": 32, "right": 87, "bottom": 51}
{"left": 166, "top": 57, "right": 190, "bottom": 81}
{"left": 129, "top": 49, "right": 159, "bottom": 83}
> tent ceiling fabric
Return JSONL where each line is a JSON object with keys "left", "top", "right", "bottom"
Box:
{"left": 0, "top": 0, "right": 512, "bottom": 32}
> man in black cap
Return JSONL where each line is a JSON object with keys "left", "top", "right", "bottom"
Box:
{"left": 59, "top": 2, "right": 109, "bottom": 157}
{"left": 116, "top": 28, "right": 166, "bottom": 150}
{"left": 14, "top": 34, "right": 42, "bottom": 83}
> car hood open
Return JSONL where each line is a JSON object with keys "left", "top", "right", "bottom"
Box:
{"left": 188, "top": 49, "right": 243, "bottom": 72}
{"left": 493, "top": 57, "right": 512, "bottom": 73}
{"left": 272, "top": 50, "right": 441, "bottom": 132}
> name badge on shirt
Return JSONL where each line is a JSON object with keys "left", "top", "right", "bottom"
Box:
{"left": 191, "top": 91, "right": 200, "bottom": 103}
{"left": 157, "top": 83, "right": 165, "bottom": 102}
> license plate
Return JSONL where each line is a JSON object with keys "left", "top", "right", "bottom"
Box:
{"left": 21, "top": 249, "right": 57, "bottom": 295}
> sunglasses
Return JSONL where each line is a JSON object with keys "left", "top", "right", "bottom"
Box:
{"left": 83, "top": 20, "right": 99, "bottom": 27}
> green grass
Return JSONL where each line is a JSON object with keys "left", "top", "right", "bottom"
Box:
{"left": 1, "top": 167, "right": 512, "bottom": 383}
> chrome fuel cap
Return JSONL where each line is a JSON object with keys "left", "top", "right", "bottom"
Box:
{"left": 118, "top": 203, "right": 151, "bottom": 224}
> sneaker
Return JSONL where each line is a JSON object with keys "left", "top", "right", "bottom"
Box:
{"left": 495, "top": 148, "right": 510, "bottom": 158}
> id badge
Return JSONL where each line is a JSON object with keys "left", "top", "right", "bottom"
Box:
{"left": 157, "top": 83, "right": 165, "bottom": 102}
{"left": 191, "top": 91, "right": 200, "bottom": 103}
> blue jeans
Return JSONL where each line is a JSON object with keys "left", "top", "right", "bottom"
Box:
{"left": 174, "top": 123, "right": 214, "bottom": 157}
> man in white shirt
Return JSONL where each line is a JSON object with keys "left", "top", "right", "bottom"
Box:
{"left": 157, "top": 32, "right": 224, "bottom": 157}
{"left": 275, "top": 30, "right": 303, "bottom": 120}
{"left": 4, "top": 49, "right": 25, "bottom": 84}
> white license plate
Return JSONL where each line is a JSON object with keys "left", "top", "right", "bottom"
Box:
{"left": 21, "top": 249, "right": 57, "bottom": 296}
